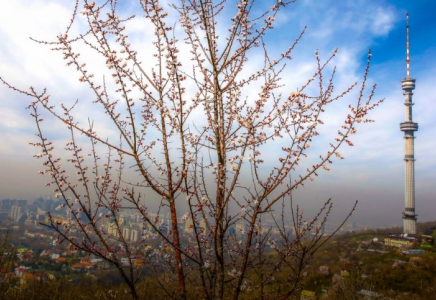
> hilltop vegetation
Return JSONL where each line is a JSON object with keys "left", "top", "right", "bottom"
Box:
{"left": 300, "top": 221, "right": 436, "bottom": 299}
{"left": 2, "top": 222, "right": 436, "bottom": 299}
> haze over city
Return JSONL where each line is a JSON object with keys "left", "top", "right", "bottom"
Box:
{"left": 0, "top": 0, "right": 435, "bottom": 229}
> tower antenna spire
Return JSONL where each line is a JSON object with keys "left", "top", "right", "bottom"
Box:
{"left": 406, "top": 12, "right": 410, "bottom": 78}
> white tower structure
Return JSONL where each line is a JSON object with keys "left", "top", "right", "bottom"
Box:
{"left": 400, "top": 13, "right": 418, "bottom": 234}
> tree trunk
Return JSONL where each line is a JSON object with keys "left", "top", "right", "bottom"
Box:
{"left": 169, "top": 197, "right": 187, "bottom": 299}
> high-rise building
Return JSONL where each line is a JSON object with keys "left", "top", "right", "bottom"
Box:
{"left": 184, "top": 216, "right": 194, "bottom": 234}
{"left": 199, "top": 219, "right": 207, "bottom": 236}
{"left": 123, "top": 227, "right": 131, "bottom": 240}
{"left": 400, "top": 13, "right": 418, "bottom": 234}
{"left": 10, "top": 205, "right": 22, "bottom": 221}
{"left": 130, "top": 229, "right": 139, "bottom": 242}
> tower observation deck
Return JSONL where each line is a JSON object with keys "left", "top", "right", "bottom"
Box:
{"left": 400, "top": 13, "right": 418, "bottom": 234}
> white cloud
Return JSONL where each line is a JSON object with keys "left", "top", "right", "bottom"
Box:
{"left": 0, "top": 108, "right": 33, "bottom": 129}
{"left": 370, "top": 7, "right": 396, "bottom": 36}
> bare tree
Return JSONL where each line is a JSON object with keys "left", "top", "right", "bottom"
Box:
{"left": 1, "top": 0, "right": 381, "bottom": 299}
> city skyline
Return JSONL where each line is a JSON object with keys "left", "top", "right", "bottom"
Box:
{"left": 0, "top": 0, "right": 435, "bottom": 228}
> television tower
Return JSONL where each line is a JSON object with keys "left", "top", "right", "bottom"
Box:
{"left": 400, "top": 13, "right": 418, "bottom": 234}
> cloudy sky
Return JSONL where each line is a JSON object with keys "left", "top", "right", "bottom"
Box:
{"left": 0, "top": 0, "right": 435, "bottom": 228}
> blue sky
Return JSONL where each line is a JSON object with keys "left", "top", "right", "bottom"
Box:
{"left": 0, "top": 0, "right": 435, "bottom": 228}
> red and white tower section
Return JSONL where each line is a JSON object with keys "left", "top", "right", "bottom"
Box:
{"left": 400, "top": 13, "right": 418, "bottom": 234}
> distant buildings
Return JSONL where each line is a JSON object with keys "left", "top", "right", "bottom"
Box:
{"left": 1, "top": 199, "right": 27, "bottom": 209}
